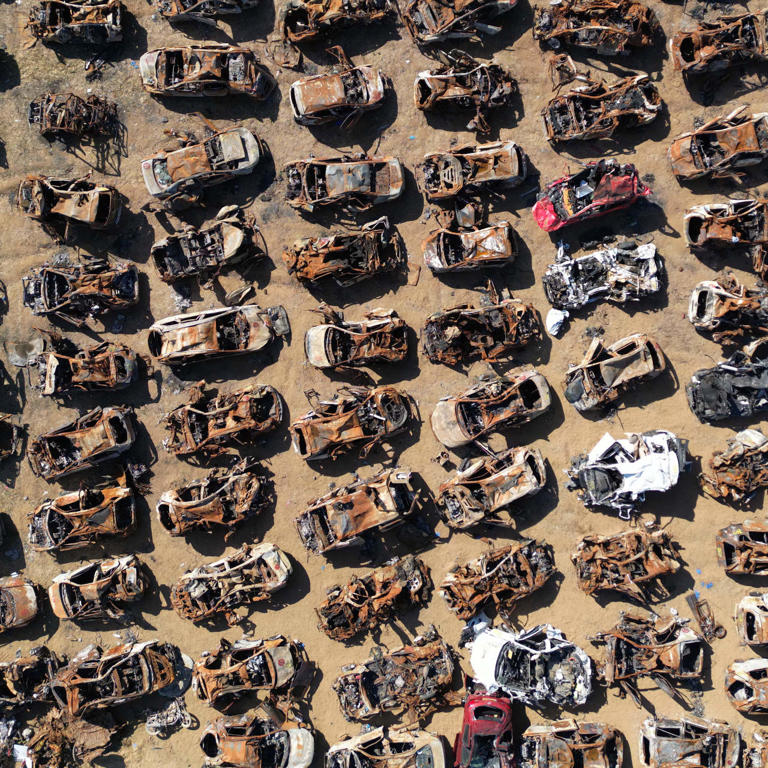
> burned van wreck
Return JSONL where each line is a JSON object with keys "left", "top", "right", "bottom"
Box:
{"left": 279, "top": 0, "right": 396, "bottom": 43}
{"left": 439, "top": 539, "right": 556, "bottom": 620}
{"left": 401, "top": 0, "right": 517, "bottom": 44}
{"left": 26, "top": 0, "right": 123, "bottom": 44}
{"left": 700, "top": 429, "right": 768, "bottom": 505}
{"left": 716, "top": 521, "right": 768, "bottom": 575}
{"left": 317, "top": 555, "right": 432, "bottom": 641}
{"left": 639, "top": 717, "right": 739, "bottom": 768}
{"left": 28, "top": 93, "right": 119, "bottom": 139}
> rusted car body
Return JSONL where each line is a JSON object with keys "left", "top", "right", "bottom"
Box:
{"left": 148, "top": 304, "right": 289, "bottom": 365}
{"left": 423, "top": 221, "right": 517, "bottom": 272}
{"left": 157, "top": 0, "right": 258, "bottom": 23}
{"left": 290, "top": 385, "right": 417, "bottom": 461}
{"left": 717, "top": 521, "right": 768, "bottom": 575}
{"left": 327, "top": 727, "right": 444, "bottom": 768}
{"left": 280, "top": 0, "right": 396, "bottom": 43}
{"left": 544, "top": 240, "right": 661, "bottom": 310}
{"left": 26, "top": 0, "right": 123, "bottom": 44}
{"left": 435, "top": 448, "right": 546, "bottom": 529}
{"left": 639, "top": 717, "right": 739, "bottom": 768}
{"left": 161, "top": 382, "right": 283, "bottom": 458}
{"left": 27, "top": 406, "right": 135, "bottom": 481}
{"left": 735, "top": 593, "right": 768, "bottom": 645}
{"left": 0, "top": 646, "right": 63, "bottom": 707}
{"left": 283, "top": 217, "right": 403, "bottom": 287}
{"left": 669, "top": 108, "right": 768, "bottom": 182}
{"left": 439, "top": 539, "right": 556, "bottom": 620}
{"left": 592, "top": 612, "right": 704, "bottom": 707}
{"left": 520, "top": 721, "right": 624, "bottom": 768}
{"left": 533, "top": 159, "right": 651, "bottom": 232}
{"left": 317, "top": 555, "right": 432, "bottom": 641}
{"left": 171, "top": 543, "right": 292, "bottom": 625}
{"left": 193, "top": 635, "right": 313, "bottom": 709}
{"left": 564, "top": 333, "right": 665, "bottom": 413}
{"left": 305, "top": 306, "right": 408, "bottom": 369}
{"left": 22, "top": 259, "right": 138, "bottom": 326}
{"left": 454, "top": 693, "right": 515, "bottom": 768}
{"left": 688, "top": 272, "right": 768, "bottom": 346}
{"left": 28, "top": 478, "right": 136, "bottom": 552}
{"left": 284, "top": 154, "right": 404, "bottom": 213}
{"left": 157, "top": 458, "right": 271, "bottom": 536}
{"left": 0, "top": 576, "right": 39, "bottom": 634}
{"left": 333, "top": 630, "right": 454, "bottom": 721}
{"left": 28, "top": 93, "right": 119, "bottom": 138}
{"left": 402, "top": 0, "right": 515, "bottom": 43}
{"left": 140, "top": 46, "right": 274, "bottom": 99}
{"left": 48, "top": 555, "right": 149, "bottom": 622}
{"left": 50, "top": 640, "right": 184, "bottom": 717}
{"left": 700, "top": 429, "right": 768, "bottom": 504}
{"left": 571, "top": 525, "right": 682, "bottom": 604}
{"left": 417, "top": 140, "right": 527, "bottom": 201}
{"left": 543, "top": 74, "right": 661, "bottom": 142}
{"left": 670, "top": 12, "right": 768, "bottom": 74}
{"left": 726, "top": 659, "right": 768, "bottom": 714}
{"left": 295, "top": 468, "right": 421, "bottom": 554}
{"left": 414, "top": 52, "right": 516, "bottom": 133}
{"left": 533, "top": 0, "right": 658, "bottom": 54}
{"left": 431, "top": 371, "right": 551, "bottom": 448}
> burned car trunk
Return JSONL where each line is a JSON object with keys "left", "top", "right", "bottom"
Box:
{"left": 317, "top": 555, "right": 432, "bottom": 641}
{"left": 439, "top": 539, "right": 556, "bottom": 620}
{"left": 27, "top": 406, "right": 136, "bottom": 481}
{"left": 295, "top": 468, "right": 421, "bottom": 554}
{"left": 571, "top": 524, "right": 682, "bottom": 604}
{"left": 716, "top": 521, "right": 768, "bottom": 576}
{"left": 544, "top": 240, "right": 662, "bottom": 310}
{"left": 735, "top": 593, "right": 768, "bottom": 645}
{"left": 157, "top": 457, "right": 272, "bottom": 536}
{"left": 639, "top": 717, "right": 740, "bottom": 768}
{"left": 402, "top": 0, "right": 516, "bottom": 43}
{"left": 700, "top": 429, "right": 768, "bottom": 505}
{"left": 26, "top": 0, "right": 123, "bottom": 44}
{"left": 290, "top": 385, "right": 417, "bottom": 461}
{"left": 533, "top": 0, "right": 658, "bottom": 54}
{"left": 520, "top": 721, "right": 624, "bottom": 768}
{"left": 726, "top": 659, "right": 768, "bottom": 714}
{"left": 592, "top": 612, "right": 705, "bottom": 708}
{"left": 157, "top": 0, "right": 259, "bottom": 24}
{"left": 0, "top": 646, "right": 64, "bottom": 707}
{"left": 435, "top": 447, "right": 546, "bottom": 529}
{"left": 422, "top": 221, "right": 517, "bottom": 272}
{"left": 283, "top": 216, "right": 403, "bottom": 287}
{"left": 0, "top": 576, "right": 39, "bottom": 634}
{"left": 333, "top": 629, "right": 455, "bottom": 721}
{"left": 280, "top": 0, "right": 396, "bottom": 43}
{"left": 28, "top": 93, "right": 119, "bottom": 139}
{"left": 171, "top": 542, "right": 292, "bottom": 625}
{"left": 161, "top": 382, "right": 283, "bottom": 458}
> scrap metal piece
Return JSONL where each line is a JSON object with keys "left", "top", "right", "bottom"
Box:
{"left": 26, "top": 0, "right": 123, "bottom": 44}
{"left": 27, "top": 406, "right": 135, "bottom": 481}
{"left": 716, "top": 521, "right": 768, "bottom": 575}
{"left": 279, "top": 0, "right": 396, "bottom": 43}
{"left": 735, "top": 593, "right": 768, "bottom": 645}
{"left": 431, "top": 371, "right": 551, "bottom": 449}
{"left": 402, "top": 0, "right": 516, "bottom": 43}
{"left": 454, "top": 693, "right": 515, "bottom": 768}
{"left": 592, "top": 611, "right": 705, "bottom": 708}
{"left": 0, "top": 576, "right": 39, "bottom": 633}
{"left": 161, "top": 382, "right": 283, "bottom": 458}
{"left": 158, "top": 0, "right": 258, "bottom": 23}
{"left": 687, "top": 594, "right": 725, "bottom": 642}
{"left": 48, "top": 555, "right": 149, "bottom": 622}
{"left": 422, "top": 221, "right": 517, "bottom": 272}
{"left": 639, "top": 716, "right": 740, "bottom": 768}
{"left": 564, "top": 333, "right": 665, "bottom": 413}
{"left": 669, "top": 107, "right": 768, "bottom": 182}
{"left": 439, "top": 539, "right": 556, "bottom": 619}
{"left": 533, "top": 0, "right": 658, "bottom": 54}
{"left": 171, "top": 543, "right": 292, "bottom": 625}
{"left": 289, "top": 385, "right": 418, "bottom": 461}
{"left": 571, "top": 524, "right": 682, "bottom": 604}
{"left": 295, "top": 468, "right": 421, "bottom": 554}
{"left": 0, "top": 646, "right": 64, "bottom": 707}
{"left": 726, "top": 659, "right": 768, "bottom": 714}
{"left": 327, "top": 726, "right": 443, "bottom": 768}
{"left": 28, "top": 92, "right": 119, "bottom": 138}
{"left": 520, "top": 720, "right": 624, "bottom": 768}
{"left": 544, "top": 240, "right": 662, "bottom": 310}
{"left": 435, "top": 448, "right": 546, "bottom": 529}
{"left": 317, "top": 555, "right": 432, "bottom": 641}
{"left": 469, "top": 624, "right": 592, "bottom": 708}
{"left": 157, "top": 457, "right": 271, "bottom": 536}
{"left": 533, "top": 159, "right": 651, "bottom": 232}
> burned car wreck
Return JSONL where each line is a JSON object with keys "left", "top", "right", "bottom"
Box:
{"left": 26, "top": 0, "right": 123, "bottom": 44}
{"left": 28, "top": 92, "right": 120, "bottom": 139}
{"left": 566, "top": 430, "right": 688, "bottom": 517}
{"left": 171, "top": 542, "right": 292, "bottom": 625}
{"left": 295, "top": 468, "right": 421, "bottom": 554}
{"left": 735, "top": 593, "right": 768, "bottom": 645}
{"left": 156, "top": 0, "right": 258, "bottom": 23}
{"left": 317, "top": 555, "right": 432, "bottom": 641}
{"left": 716, "top": 521, "right": 768, "bottom": 576}
{"left": 543, "top": 240, "right": 662, "bottom": 311}
{"left": 571, "top": 525, "right": 682, "bottom": 604}
{"left": 435, "top": 447, "right": 547, "bottom": 529}
{"left": 0, "top": 646, "right": 64, "bottom": 708}
{"left": 439, "top": 539, "right": 556, "bottom": 620}
{"left": 519, "top": 720, "right": 624, "bottom": 768}
{"left": 326, "top": 727, "right": 443, "bottom": 768}
{"left": 454, "top": 692, "right": 515, "bottom": 768}
{"left": 333, "top": 628, "right": 455, "bottom": 721}
{"left": 700, "top": 429, "right": 768, "bottom": 505}
{"left": 726, "top": 658, "right": 768, "bottom": 714}
{"left": 0, "top": 576, "right": 39, "bottom": 634}
{"left": 639, "top": 717, "right": 739, "bottom": 768}
{"left": 279, "top": 0, "right": 396, "bottom": 43}
{"left": 161, "top": 382, "right": 283, "bottom": 458}
{"left": 401, "top": 0, "right": 516, "bottom": 44}
{"left": 423, "top": 220, "right": 517, "bottom": 273}
{"left": 157, "top": 457, "right": 271, "bottom": 536}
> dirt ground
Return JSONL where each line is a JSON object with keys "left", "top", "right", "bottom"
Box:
{"left": 0, "top": 0, "right": 765, "bottom": 765}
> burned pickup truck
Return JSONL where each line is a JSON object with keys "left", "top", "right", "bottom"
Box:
{"left": 571, "top": 524, "right": 682, "bottom": 604}
{"left": 519, "top": 721, "right": 624, "bottom": 768}
{"left": 279, "top": 0, "right": 396, "bottom": 43}
{"left": 716, "top": 521, "right": 768, "bottom": 576}
{"left": 700, "top": 429, "right": 768, "bottom": 505}
{"left": 295, "top": 468, "right": 421, "bottom": 554}
{"left": 439, "top": 539, "right": 556, "bottom": 620}
{"left": 317, "top": 555, "right": 432, "bottom": 641}
{"left": 402, "top": 0, "right": 517, "bottom": 43}
{"left": 283, "top": 217, "right": 403, "bottom": 287}
{"left": 28, "top": 93, "right": 119, "bottom": 139}
{"left": 639, "top": 717, "right": 740, "bottom": 768}
{"left": 423, "top": 220, "right": 517, "bottom": 272}
{"left": 161, "top": 382, "right": 283, "bottom": 458}
{"left": 157, "top": 458, "right": 271, "bottom": 536}
{"left": 543, "top": 240, "right": 662, "bottom": 310}
{"left": 27, "top": 0, "right": 123, "bottom": 44}
{"left": 435, "top": 447, "right": 546, "bottom": 529}
{"left": 171, "top": 542, "right": 292, "bottom": 625}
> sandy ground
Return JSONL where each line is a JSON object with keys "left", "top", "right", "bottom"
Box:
{"left": 0, "top": 0, "right": 765, "bottom": 765}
